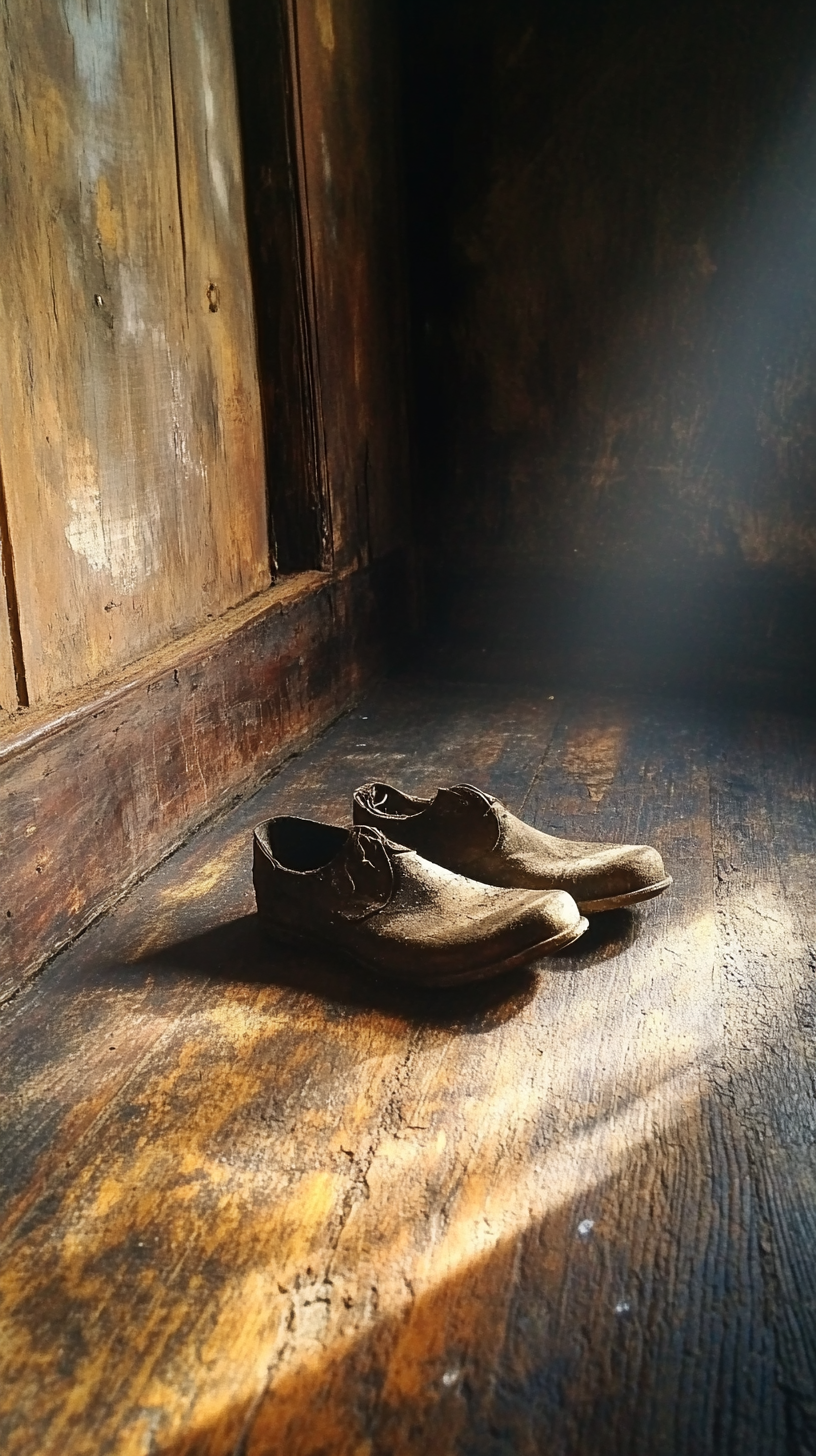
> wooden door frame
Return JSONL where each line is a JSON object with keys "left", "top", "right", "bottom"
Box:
{"left": 230, "top": 0, "right": 333, "bottom": 575}
{"left": 282, "top": 0, "right": 334, "bottom": 570}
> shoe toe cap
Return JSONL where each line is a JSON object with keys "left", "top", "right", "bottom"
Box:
{"left": 508, "top": 888, "right": 582, "bottom": 944}
{"left": 576, "top": 843, "right": 668, "bottom": 908}
{"left": 626, "top": 844, "right": 667, "bottom": 891}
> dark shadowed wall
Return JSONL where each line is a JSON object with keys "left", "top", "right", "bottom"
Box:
{"left": 402, "top": 0, "right": 816, "bottom": 697}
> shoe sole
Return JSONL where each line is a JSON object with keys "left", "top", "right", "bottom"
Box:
{"left": 577, "top": 875, "right": 673, "bottom": 915}
{"left": 257, "top": 913, "right": 590, "bottom": 988}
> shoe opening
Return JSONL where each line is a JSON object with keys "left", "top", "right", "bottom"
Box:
{"left": 365, "top": 782, "right": 429, "bottom": 818}
{"left": 269, "top": 817, "right": 349, "bottom": 871}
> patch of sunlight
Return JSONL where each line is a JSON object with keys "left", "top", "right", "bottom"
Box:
{"left": 3, "top": 875, "right": 807, "bottom": 1455}
{"left": 561, "top": 719, "right": 628, "bottom": 802}
{"left": 155, "top": 838, "right": 244, "bottom": 908}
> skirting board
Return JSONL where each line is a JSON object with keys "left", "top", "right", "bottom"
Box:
{"left": 0, "top": 566, "right": 390, "bottom": 1002}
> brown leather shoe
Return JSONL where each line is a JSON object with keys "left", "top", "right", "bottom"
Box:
{"left": 253, "top": 816, "right": 588, "bottom": 987}
{"left": 352, "top": 783, "right": 672, "bottom": 914}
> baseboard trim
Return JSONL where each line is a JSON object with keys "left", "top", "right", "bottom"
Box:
{"left": 0, "top": 566, "right": 388, "bottom": 1001}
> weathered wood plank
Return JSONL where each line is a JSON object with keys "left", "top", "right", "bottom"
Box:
{"left": 708, "top": 707, "right": 816, "bottom": 1450}
{"left": 512, "top": 700, "right": 779, "bottom": 1454}
{"left": 0, "top": 567, "right": 391, "bottom": 1001}
{"left": 0, "top": 612, "right": 17, "bottom": 715}
{"left": 0, "top": 0, "right": 269, "bottom": 702}
{"left": 7, "top": 685, "right": 810, "bottom": 1453}
{"left": 246, "top": 699, "right": 734, "bottom": 1456}
{"left": 165, "top": 0, "right": 269, "bottom": 589}
{"left": 0, "top": 681, "right": 563, "bottom": 1454}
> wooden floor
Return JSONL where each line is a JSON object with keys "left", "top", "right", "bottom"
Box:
{"left": 3, "top": 678, "right": 816, "bottom": 1456}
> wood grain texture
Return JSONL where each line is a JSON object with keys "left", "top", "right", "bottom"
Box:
{"left": 0, "top": 565, "right": 393, "bottom": 1003}
{"left": 708, "top": 709, "right": 816, "bottom": 1449}
{"left": 3, "top": 680, "right": 815, "bottom": 1453}
{"left": 0, "top": 0, "right": 269, "bottom": 703}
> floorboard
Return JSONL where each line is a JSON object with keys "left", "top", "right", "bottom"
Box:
{"left": 1, "top": 679, "right": 815, "bottom": 1455}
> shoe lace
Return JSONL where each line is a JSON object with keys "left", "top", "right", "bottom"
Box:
{"left": 339, "top": 825, "right": 403, "bottom": 920}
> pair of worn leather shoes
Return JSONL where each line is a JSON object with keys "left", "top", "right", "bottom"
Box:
{"left": 253, "top": 781, "right": 671, "bottom": 989}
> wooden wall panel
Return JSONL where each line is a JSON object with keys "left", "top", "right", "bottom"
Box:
{"left": 293, "top": 0, "right": 412, "bottom": 573}
{"left": 403, "top": 0, "right": 816, "bottom": 694}
{"left": 0, "top": 0, "right": 269, "bottom": 704}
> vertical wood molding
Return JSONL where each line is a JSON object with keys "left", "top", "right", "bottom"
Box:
{"left": 284, "top": 0, "right": 335, "bottom": 570}
{"left": 231, "top": 0, "right": 413, "bottom": 576}
{"left": 285, "top": 0, "right": 412, "bottom": 573}
{"left": 228, "top": 0, "right": 334, "bottom": 571}
{"left": 0, "top": 458, "right": 25, "bottom": 712}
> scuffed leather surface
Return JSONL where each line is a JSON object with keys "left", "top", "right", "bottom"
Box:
{"left": 354, "top": 782, "right": 668, "bottom": 908}
{"left": 254, "top": 819, "right": 582, "bottom": 985}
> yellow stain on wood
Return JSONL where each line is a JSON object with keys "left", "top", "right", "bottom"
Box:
{"left": 0, "top": 995, "right": 366, "bottom": 1451}
{"left": 95, "top": 176, "right": 120, "bottom": 254}
{"left": 156, "top": 838, "right": 245, "bottom": 907}
{"left": 316, "top": 0, "right": 336, "bottom": 55}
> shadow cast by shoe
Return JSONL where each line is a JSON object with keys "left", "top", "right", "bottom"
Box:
{"left": 558, "top": 907, "right": 642, "bottom": 966}
{"left": 137, "top": 913, "right": 543, "bottom": 1031}
{"left": 131, "top": 902, "right": 641, "bottom": 1030}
